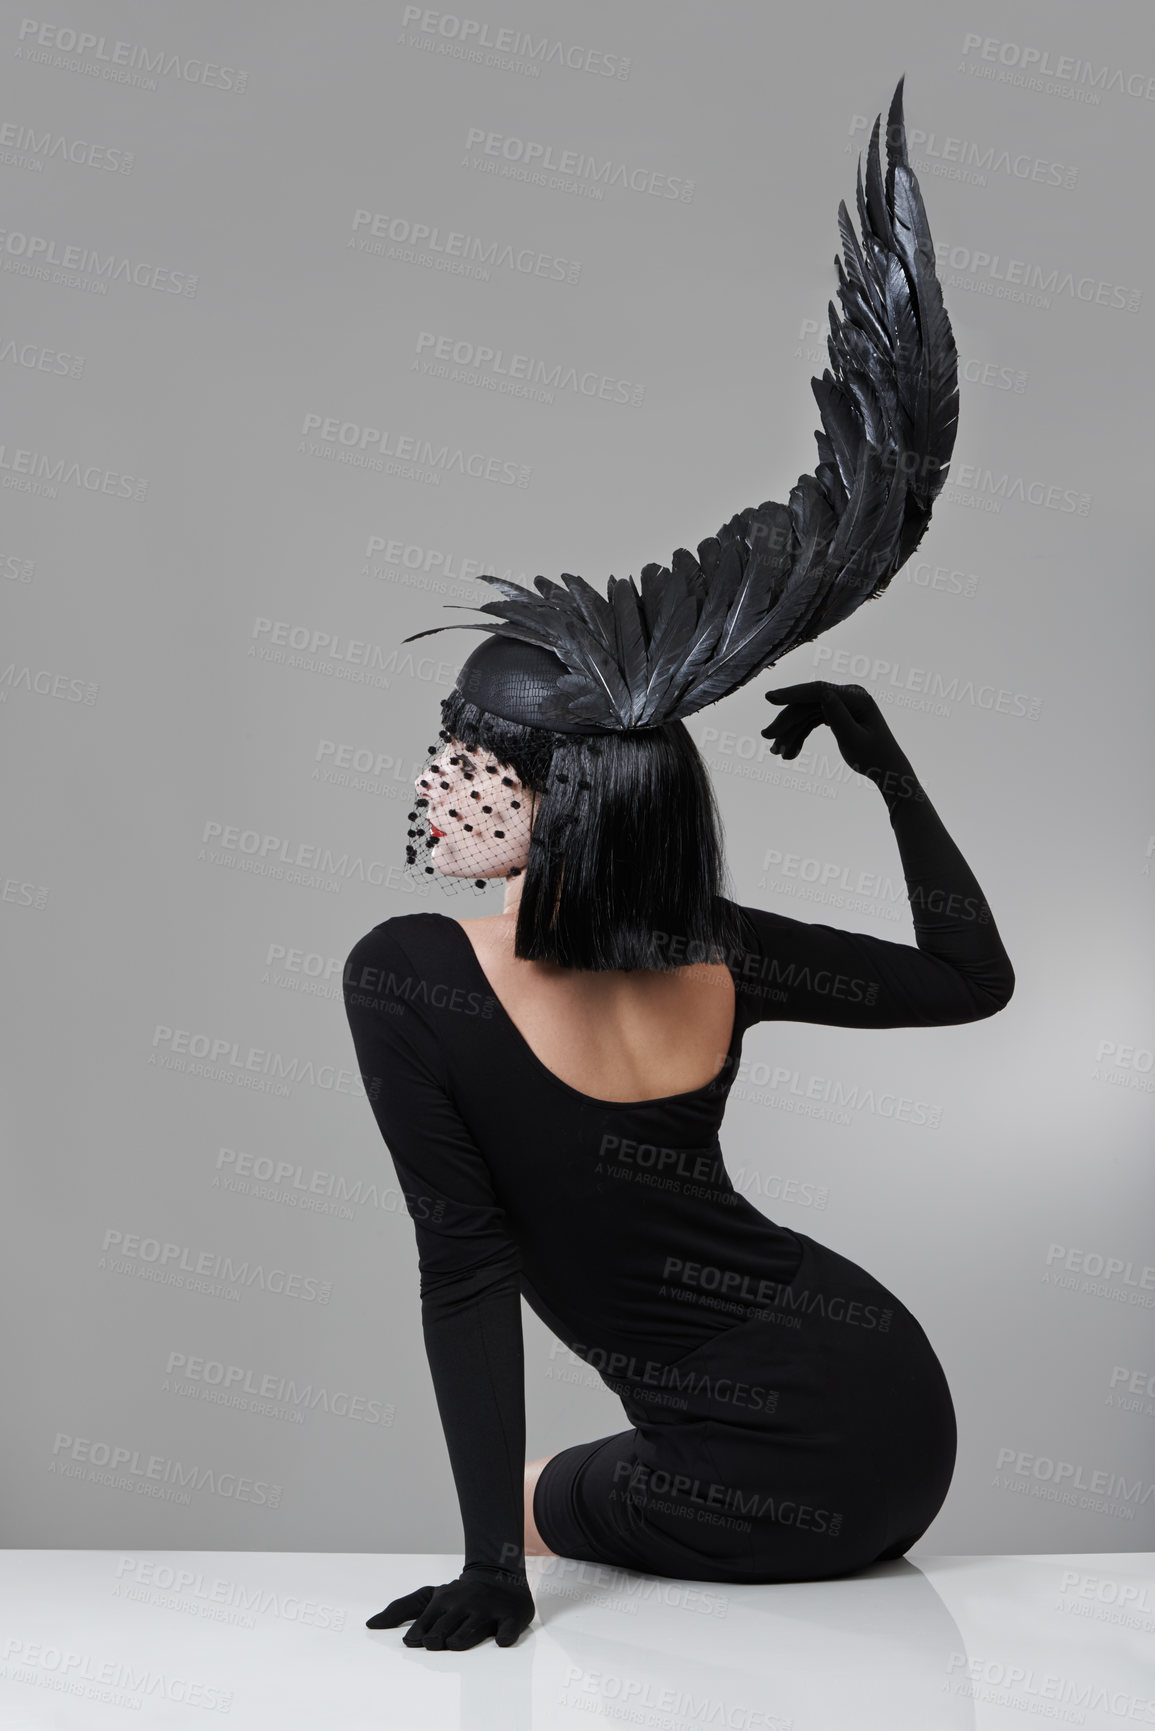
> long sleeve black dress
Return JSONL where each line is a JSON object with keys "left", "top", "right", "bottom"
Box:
{"left": 342, "top": 768, "right": 1013, "bottom": 1585}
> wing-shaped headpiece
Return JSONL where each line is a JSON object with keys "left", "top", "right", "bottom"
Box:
{"left": 403, "top": 74, "right": 958, "bottom": 734}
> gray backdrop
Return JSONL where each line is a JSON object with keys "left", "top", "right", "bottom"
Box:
{"left": 3, "top": 0, "right": 1153, "bottom": 1555}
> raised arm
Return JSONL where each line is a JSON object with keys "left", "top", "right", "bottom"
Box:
{"left": 732, "top": 680, "right": 1015, "bottom": 1028}
{"left": 343, "top": 920, "right": 534, "bottom": 1649}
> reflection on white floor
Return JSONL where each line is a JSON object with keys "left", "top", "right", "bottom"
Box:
{"left": 0, "top": 1549, "right": 1152, "bottom": 1729}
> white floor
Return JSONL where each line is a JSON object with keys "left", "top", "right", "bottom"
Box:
{"left": 0, "top": 1550, "right": 1151, "bottom": 1730}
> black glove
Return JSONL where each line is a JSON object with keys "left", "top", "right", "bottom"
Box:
{"left": 366, "top": 1566, "right": 535, "bottom": 1650}
{"left": 762, "top": 680, "right": 920, "bottom": 807}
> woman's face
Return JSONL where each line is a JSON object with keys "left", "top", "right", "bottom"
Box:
{"left": 414, "top": 737, "right": 536, "bottom": 880}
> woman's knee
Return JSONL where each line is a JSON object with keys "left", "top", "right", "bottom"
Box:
{"left": 523, "top": 1455, "right": 559, "bottom": 1557}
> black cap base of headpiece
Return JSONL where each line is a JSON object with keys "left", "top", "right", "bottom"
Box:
{"left": 453, "top": 635, "right": 598, "bottom": 734}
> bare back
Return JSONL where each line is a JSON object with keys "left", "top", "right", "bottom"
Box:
{"left": 454, "top": 914, "right": 736, "bottom": 1103}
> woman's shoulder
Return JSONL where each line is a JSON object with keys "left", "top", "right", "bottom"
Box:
{"left": 343, "top": 910, "right": 448, "bottom": 980}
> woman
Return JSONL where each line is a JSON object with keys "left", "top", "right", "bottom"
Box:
{"left": 342, "top": 661, "right": 1013, "bottom": 1649}
{"left": 342, "top": 78, "right": 1001, "bottom": 1648}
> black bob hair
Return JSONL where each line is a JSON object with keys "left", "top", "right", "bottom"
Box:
{"left": 437, "top": 685, "right": 749, "bottom": 972}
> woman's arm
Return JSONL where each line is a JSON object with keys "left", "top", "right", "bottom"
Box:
{"left": 342, "top": 921, "right": 534, "bottom": 1646}
{"left": 733, "top": 681, "right": 1015, "bottom": 1029}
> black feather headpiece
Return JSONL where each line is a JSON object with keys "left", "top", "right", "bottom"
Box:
{"left": 403, "top": 75, "right": 958, "bottom": 735}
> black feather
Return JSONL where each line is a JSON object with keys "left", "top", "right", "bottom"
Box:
{"left": 399, "top": 74, "right": 958, "bottom": 732}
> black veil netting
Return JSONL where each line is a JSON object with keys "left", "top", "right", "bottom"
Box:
{"left": 402, "top": 681, "right": 585, "bottom": 898}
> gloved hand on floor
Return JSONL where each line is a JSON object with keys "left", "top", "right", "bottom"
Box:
{"left": 366, "top": 1565, "right": 535, "bottom": 1650}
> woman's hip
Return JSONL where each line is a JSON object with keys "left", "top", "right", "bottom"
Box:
{"left": 624, "top": 1230, "right": 957, "bottom": 1495}
{"left": 535, "top": 1231, "right": 958, "bottom": 1580}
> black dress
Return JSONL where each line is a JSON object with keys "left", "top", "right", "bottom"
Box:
{"left": 342, "top": 778, "right": 1013, "bottom": 1584}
